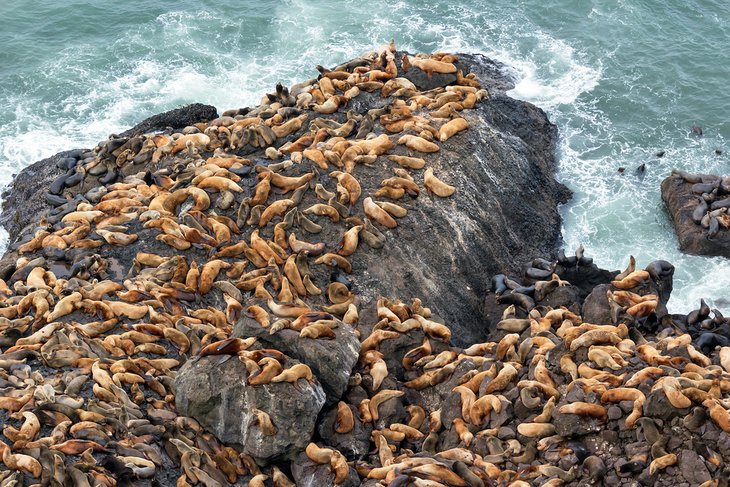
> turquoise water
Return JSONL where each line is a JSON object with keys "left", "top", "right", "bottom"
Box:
{"left": 1, "top": 0, "right": 729, "bottom": 312}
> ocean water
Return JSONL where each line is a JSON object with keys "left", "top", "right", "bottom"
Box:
{"left": 0, "top": 0, "right": 728, "bottom": 313}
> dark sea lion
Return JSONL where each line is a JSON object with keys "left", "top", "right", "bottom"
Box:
{"left": 557, "top": 249, "right": 578, "bottom": 267}
{"left": 55, "top": 157, "right": 78, "bottom": 170}
{"left": 49, "top": 173, "right": 70, "bottom": 195}
{"left": 63, "top": 169, "right": 85, "bottom": 188}
{"left": 634, "top": 163, "right": 646, "bottom": 181}
{"left": 526, "top": 267, "right": 552, "bottom": 280}
{"left": 491, "top": 274, "right": 508, "bottom": 296}
{"left": 695, "top": 332, "right": 729, "bottom": 354}
{"left": 692, "top": 198, "right": 708, "bottom": 223}
{"left": 99, "top": 167, "right": 119, "bottom": 185}
{"left": 496, "top": 291, "right": 535, "bottom": 310}
{"left": 44, "top": 193, "right": 68, "bottom": 207}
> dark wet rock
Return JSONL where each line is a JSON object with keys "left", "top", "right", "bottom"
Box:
{"left": 661, "top": 173, "right": 730, "bottom": 258}
{"left": 496, "top": 426, "right": 515, "bottom": 440}
{"left": 538, "top": 284, "right": 581, "bottom": 309}
{"left": 232, "top": 315, "right": 360, "bottom": 404}
{"left": 457, "top": 54, "right": 517, "bottom": 94}
{"left": 174, "top": 354, "right": 325, "bottom": 463}
{"left": 402, "top": 66, "right": 457, "bottom": 92}
{"left": 317, "top": 402, "right": 371, "bottom": 460}
{"left": 373, "top": 394, "right": 407, "bottom": 431}
{"left": 643, "top": 390, "right": 688, "bottom": 421}
{"left": 290, "top": 452, "right": 360, "bottom": 487}
{"left": 556, "top": 262, "right": 618, "bottom": 302}
{"left": 488, "top": 399, "right": 513, "bottom": 429}
{"left": 678, "top": 449, "right": 711, "bottom": 485}
{"left": 552, "top": 408, "right": 603, "bottom": 437}
{"left": 582, "top": 284, "right": 614, "bottom": 324}
{"left": 608, "top": 406, "right": 623, "bottom": 421}
{"left": 645, "top": 260, "right": 675, "bottom": 306}
{"left": 119, "top": 103, "right": 218, "bottom": 137}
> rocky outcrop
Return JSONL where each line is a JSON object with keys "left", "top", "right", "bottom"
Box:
{"left": 0, "top": 47, "right": 586, "bottom": 487}
{"left": 351, "top": 55, "right": 570, "bottom": 346}
{"left": 233, "top": 315, "right": 360, "bottom": 404}
{"left": 0, "top": 57, "right": 567, "bottom": 349}
{"left": 661, "top": 172, "right": 730, "bottom": 258}
{"left": 119, "top": 102, "right": 218, "bottom": 138}
{"left": 175, "top": 354, "right": 325, "bottom": 463}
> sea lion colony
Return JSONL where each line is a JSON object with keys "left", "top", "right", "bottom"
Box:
{"left": 0, "top": 42, "right": 728, "bottom": 486}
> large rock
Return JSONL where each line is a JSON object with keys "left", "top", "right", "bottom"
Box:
{"left": 175, "top": 354, "right": 325, "bottom": 463}
{"left": 232, "top": 315, "right": 360, "bottom": 404}
{"left": 661, "top": 173, "right": 730, "bottom": 258}
{"left": 119, "top": 102, "right": 218, "bottom": 137}
{"left": 678, "top": 449, "right": 711, "bottom": 485}
{"left": 351, "top": 56, "right": 570, "bottom": 347}
{"left": 1, "top": 56, "right": 568, "bottom": 349}
{"left": 290, "top": 452, "right": 360, "bottom": 487}
{"left": 317, "top": 402, "right": 372, "bottom": 460}
{"left": 582, "top": 284, "right": 614, "bottom": 324}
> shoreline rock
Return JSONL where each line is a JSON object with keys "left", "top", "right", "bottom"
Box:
{"left": 1, "top": 45, "right": 727, "bottom": 487}
{"left": 661, "top": 171, "right": 730, "bottom": 258}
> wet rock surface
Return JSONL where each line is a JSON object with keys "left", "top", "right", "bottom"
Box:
{"left": 119, "top": 102, "right": 218, "bottom": 138}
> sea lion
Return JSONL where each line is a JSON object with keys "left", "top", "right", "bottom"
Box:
{"left": 363, "top": 197, "right": 397, "bottom": 228}
{"left": 423, "top": 168, "right": 456, "bottom": 197}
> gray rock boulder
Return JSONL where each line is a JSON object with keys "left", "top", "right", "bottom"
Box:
{"left": 232, "top": 315, "right": 360, "bottom": 404}
{"left": 582, "top": 284, "right": 614, "bottom": 324}
{"left": 643, "top": 390, "right": 689, "bottom": 421}
{"left": 290, "top": 452, "right": 360, "bottom": 487}
{"left": 317, "top": 402, "right": 372, "bottom": 460}
{"left": 175, "top": 354, "right": 325, "bottom": 463}
{"left": 678, "top": 449, "right": 711, "bottom": 485}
